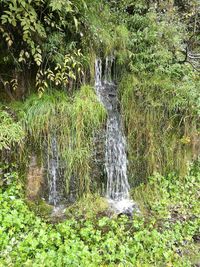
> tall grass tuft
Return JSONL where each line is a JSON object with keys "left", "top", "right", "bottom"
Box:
{"left": 120, "top": 74, "right": 200, "bottom": 185}
{"left": 18, "top": 86, "right": 106, "bottom": 198}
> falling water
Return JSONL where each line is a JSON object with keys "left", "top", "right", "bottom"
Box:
{"left": 47, "top": 135, "right": 60, "bottom": 206}
{"left": 106, "top": 114, "right": 130, "bottom": 200}
{"left": 95, "top": 57, "right": 135, "bottom": 214}
{"left": 95, "top": 58, "right": 102, "bottom": 88}
{"left": 104, "top": 56, "right": 114, "bottom": 83}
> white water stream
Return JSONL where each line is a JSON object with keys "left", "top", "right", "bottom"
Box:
{"left": 47, "top": 136, "right": 60, "bottom": 206}
{"left": 95, "top": 57, "right": 135, "bottom": 214}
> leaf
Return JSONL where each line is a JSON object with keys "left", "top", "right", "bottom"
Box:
{"left": 49, "top": 0, "right": 62, "bottom": 11}
{"left": 8, "top": 39, "right": 13, "bottom": 47}
{"left": 73, "top": 17, "right": 78, "bottom": 32}
{"left": 81, "top": 0, "right": 88, "bottom": 10}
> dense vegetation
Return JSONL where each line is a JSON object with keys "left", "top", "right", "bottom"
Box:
{"left": 0, "top": 164, "right": 199, "bottom": 266}
{"left": 0, "top": 0, "right": 200, "bottom": 266}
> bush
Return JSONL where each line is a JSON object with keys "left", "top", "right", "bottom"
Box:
{"left": 0, "top": 107, "right": 24, "bottom": 151}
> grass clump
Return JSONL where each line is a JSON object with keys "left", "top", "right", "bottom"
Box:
{"left": 120, "top": 73, "right": 200, "bottom": 185}
{"left": 65, "top": 194, "right": 109, "bottom": 220}
{"left": 66, "top": 85, "right": 106, "bottom": 195}
{"left": 17, "top": 85, "right": 106, "bottom": 197}
{"left": 21, "top": 92, "right": 70, "bottom": 141}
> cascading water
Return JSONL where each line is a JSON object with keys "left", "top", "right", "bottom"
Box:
{"left": 106, "top": 114, "right": 130, "bottom": 200}
{"left": 95, "top": 57, "right": 136, "bottom": 214}
{"left": 46, "top": 58, "right": 137, "bottom": 216}
{"left": 47, "top": 135, "right": 61, "bottom": 207}
{"left": 47, "top": 135, "right": 67, "bottom": 219}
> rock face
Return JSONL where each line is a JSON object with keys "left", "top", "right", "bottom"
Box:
{"left": 26, "top": 156, "right": 45, "bottom": 200}
{"left": 91, "top": 129, "right": 107, "bottom": 194}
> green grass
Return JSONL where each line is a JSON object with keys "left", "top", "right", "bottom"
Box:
{"left": 119, "top": 73, "right": 200, "bottom": 185}
{"left": 15, "top": 86, "right": 106, "bottom": 197}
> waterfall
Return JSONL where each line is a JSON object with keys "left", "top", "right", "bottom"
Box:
{"left": 106, "top": 114, "right": 130, "bottom": 200}
{"left": 95, "top": 57, "right": 135, "bottom": 214}
{"left": 95, "top": 58, "right": 102, "bottom": 87}
{"left": 104, "top": 56, "right": 114, "bottom": 83}
{"left": 47, "top": 136, "right": 68, "bottom": 218}
{"left": 47, "top": 135, "right": 60, "bottom": 206}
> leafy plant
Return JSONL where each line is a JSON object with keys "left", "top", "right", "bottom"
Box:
{"left": 0, "top": 107, "right": 24, "bottom": 151}
{"left": 0, "top": 163, "right": 199, "bottom": 266}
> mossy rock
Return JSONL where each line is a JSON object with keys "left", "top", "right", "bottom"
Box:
{"left": 26, "top": 198, "right": 53, "bottom": 219}
{"left": 65, "top": 194, "right": 110, "bottom": 220}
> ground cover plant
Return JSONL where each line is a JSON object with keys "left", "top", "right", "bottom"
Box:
{"left": 0, "top": 163, "right": 199, "bottom": 266}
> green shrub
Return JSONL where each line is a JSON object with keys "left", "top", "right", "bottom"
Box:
{"left": 0, "top": 107, "right": 24, "bottom": 151}
{"left": 0, "top": 165, "right": 199, "bottom": 266}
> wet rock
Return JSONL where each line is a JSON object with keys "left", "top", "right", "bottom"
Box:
{"left": 92, "top": 129, "right": 106, "bottom": 193}
{"left": 108, "top": 198, "right": 140, "bottom": 217}
{"left": 50, "top": 205, "right": 67, "bottom": 223}
{"left": 26, "top": 155, "right": 45, "bottom": 200}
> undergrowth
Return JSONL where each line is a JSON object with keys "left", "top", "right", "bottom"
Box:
{"left": 0, "top": 163, "right": 199, "bottom": 266}
{"left": 0, "top": 106, "right": 24, "bottom": 151}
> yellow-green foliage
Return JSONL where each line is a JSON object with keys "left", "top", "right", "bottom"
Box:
{"left": 132, "top": 164, "right": 200, "bottom": 223}
{"left": 0, "top": 106, "right": 24, "bottom": 151}
{"left": 20, "top": 91, "right": 70, "bottom": 142}
{"left": 120, "top": 74, "right": 200, "bottom": 184}
{"left": 19, "top": 86, "right": 106, "bottom": 196}
{"left": 84, "top": 2, "right": 130, "bottom": 57}
{"left": 1, "top": 167, "right": 199, "bottom": 266}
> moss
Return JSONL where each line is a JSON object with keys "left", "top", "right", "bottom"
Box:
{"left": 65, "top": 194, "right": 109, "bottom": 220}
{"left": 26, "top": 199, "right": 53, "bottom": 219}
